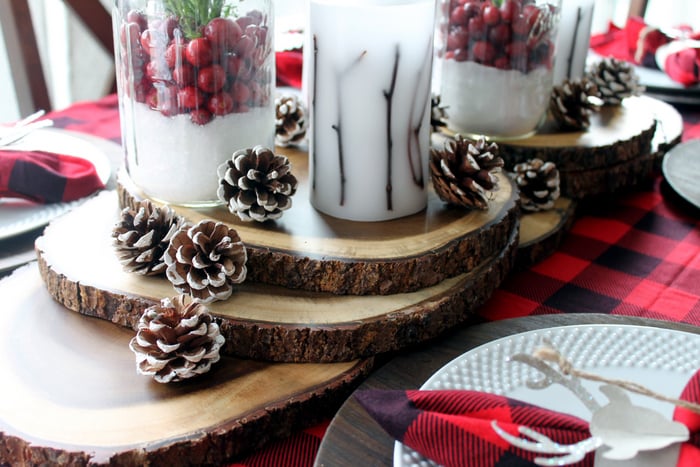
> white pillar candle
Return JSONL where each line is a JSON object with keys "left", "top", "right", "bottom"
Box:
{"left": 554, "top": 0, "right": 595, "bottom": 84}
{"left": 308, "top": 0, "right": 436, "bottom": 221}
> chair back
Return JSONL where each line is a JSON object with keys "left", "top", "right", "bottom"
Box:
{"left": 1, "top": 0, "right": 114, "bottom": 114}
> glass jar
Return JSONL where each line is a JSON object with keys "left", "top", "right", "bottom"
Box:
{"left": 308, "top": 0, "right": 436, "bottom": 222}
{"left": 113, "top": 0, "right": 275, "bottom": 206}
{"left": 436, "top": 0, "right": 561, "bottom": 140}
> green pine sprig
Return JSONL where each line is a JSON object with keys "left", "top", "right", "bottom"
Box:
{"left": 164, "top": 0, "right": 234, "bottom": 39}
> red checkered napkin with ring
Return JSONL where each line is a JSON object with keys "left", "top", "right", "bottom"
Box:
{"left": 356, "top": 367, "right": 700, "bottom": 466}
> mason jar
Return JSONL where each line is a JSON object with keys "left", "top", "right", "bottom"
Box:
{"left": 113, "top": 0, "right": 275, "bottom": 206}
{"left": 437, "top": 0, "right": 561, "bottom": 139}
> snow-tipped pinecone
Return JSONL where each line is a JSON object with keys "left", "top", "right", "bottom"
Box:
{"left": 164, "top": 220, "right": 247, "bottom": 303}
{"left": 129, "top": 295, "right": 225, "bottom": 383}
{"left": 431, "top": 94, "right": 448, "bottom": 132}
{"left": 512, "top": 158, "right": 561, "bottom": 212}
{"left": 549, "top": 78, "right": 602, "bottom": 131}
{"left": 275, "top": 94, "right": 307, "bottom": 147}
{"left": 112, "top": 200, "right": 185, "bottom": 276}
{"left": 217, "top": 146, "right": 298, "bottom": 222}
{"left": 587, "top": 58, "right": 645, "bottom": 105}
{"left": 430, "top": 135, "right": 504, "bottom": 210}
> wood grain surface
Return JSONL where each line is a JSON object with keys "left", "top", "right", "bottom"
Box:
{"left": 516, "top": 196, "right": 577, "bottom": 269}
{"left": 314, "top": 314, "right": 700, "bottom": 467}
{"left": 457, "top": 95, "right": 684, "bottom": 199}
{"left": 0, "top": 264, "right": 373, "bottom": 466}
{"left": 36, "top": 191, "right": 518, "bottom": 362}
{"left": 118, "top": 144, "right": 520, "bottom": 296}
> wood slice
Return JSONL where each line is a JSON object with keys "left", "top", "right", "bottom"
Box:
{"left": 516, "top": 196, "right": 577, "bottom": 269}
{"left": 558, "top": 152, "right": 657, "bottom": 199}
{"left": 0, "top": 264, "right": 372, "bottom": 466}
{"left": 647, "top": 94, "right": 684, "bottom": 158}
{"left": 36, "top": 191, "right": 518, "bottom": 363}
{"left": 497, "top": 96, "right": 657, "bottom": 172}
{"left": 117, "top": 145, "right": 520, "bottom": 296}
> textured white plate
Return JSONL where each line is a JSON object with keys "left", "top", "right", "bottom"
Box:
{"left": 0, "top": 128, "right": 114, "bottom": 240}
{"left": 394, "top": 324, "right": 700, "bottom": 467}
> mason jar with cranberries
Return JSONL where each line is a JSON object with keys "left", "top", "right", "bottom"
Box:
{"left": 436, "top": 0, "right": 561, "bottom": 139}
{"left": 113, "top": 0, "right": 275, "bottom": 206}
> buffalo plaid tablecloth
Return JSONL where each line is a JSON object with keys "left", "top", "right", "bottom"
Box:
{"left": 39, "top": 93, "right": 700, "bottom": 466}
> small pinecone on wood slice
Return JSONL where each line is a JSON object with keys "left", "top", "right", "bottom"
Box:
{"left": 112, "top": 200, "right": 185, "bottom": 276}
{"left": 275, "top": 94, "right": 307, "bottom": 147}
{"left": 217, "top": 145, "right": 298, "bottom": 222}
{"left": 513, "top": 158, "right": 561, "bottom": 212}
{"left": 129, "top": 295, "right": 225, "bottom": 383}
{"left": 549, "top": 78, "right": 602, "bottom": 131}
{"left": 430, "top": 135, "right": 504, "bottom": 210}
{"left": 431, "top": 94, "right": 448, "bottom": 132}
{"left": 164, "top": 220, "right": 247, "bottom": 303}
{"left": 587, "top": 58, "right": 645, "bottom": 106}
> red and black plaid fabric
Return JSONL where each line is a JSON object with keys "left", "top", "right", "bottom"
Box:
{"left": 35, "top": 78, "right": 699, "bottom": 466}
{"left": 355, "top": 389, "right": 592, "bottom": 467}
{"left": 590, "top": 17, "right": 700, "bottom": 86}
{"left": 0, "top": 149, "right": 104, "bottom": 203}
{"left": 479, "top": 180, "right": 700, "bottom": 324}
{"left": 356, "top": 371, "right": 700, "bottom": 467}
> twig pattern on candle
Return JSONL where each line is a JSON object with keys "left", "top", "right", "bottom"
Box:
{"left": 309, "top": 0, "right": 435, "bottom": 222}
{"left": 383, "top": 45, "right": 400, "bottom": 211}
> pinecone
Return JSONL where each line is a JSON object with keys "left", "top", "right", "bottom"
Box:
{"left": 164, "top": 220, "right": 247, "bottom": 303}
{"left": 112, "top": 200, "right": 185, "bottom": 276}
{"left": 275, "top": 94, "right": 307, "bottom": 147}
{"left": 587, "top": 58, "right": 645, "bottom": 106}
{"left": 431, "top": 94, "right": 448, "bottom": 132}
{"left": 430, "top": 135, "right": 504, "bottom": 210}
{"left": 217, "top": 146, "right": 298, "bottom": 222}
{"left": 129, "top": 295, "right": 225, "bottom": 383}
{"left": 549, "top": 78, "right": 602, "bottom": 131}
{"left": 512, "top": 158, "right": 561, "bottom": 212}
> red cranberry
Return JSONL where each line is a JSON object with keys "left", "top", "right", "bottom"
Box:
{"left": 164, "top": 42, "right": 182, "bottom": 67}
{"left": 488, "top": 23, "right": 511, "bottom": 44}
{"left": 447, "top": 25, "right": 470, "bottom": 51}
{"left": 450, "top": 5, "right": 470, "bottom": 26}
{"left": 468, "top": 16, "right": 486, "bottom": 39}
{"left": 145, "top": 59, "right": 170, "bottom": 81}
{"left": 204, "top": 17, "right": 243, "bottom": 55}
{"left": 207, "top": 92, "right": 234, "bottom": 115}
{"left": 197, "top": 64, "right": 227, "bottom": 93}
{"left": 177, "top": 86, "right": 205, "bottom": 110}
{"left": 190, "top": 108, "right": 213, "bottom": 125}
{"left": 494, "top": 56, "right": 510, "bottom": 69}
{"left": 234, "top": 34, "right": 256, "bottom": 59}
{"left": 120, "top": 22, "right": 142, "bottom": 49}
{"left": 472, "top": 41, "right": 496, "bottom": 63}
{"left": 172, "top": 63, "right": 194, "bottom": 86}
{"left": 140, "top": 28, "right": 168, "bottom": 53}
{"left": 126, "top": 9, "right": 147, "bottom": 31}
{"left": 230, "top": 81, "right": 251, "bottom": 105}
{"left": 482, "top": 4, "right": 501, "bottom": 26}
{"left": 500, "top": 0, "right": 521, "bottom": 23}
{"left": 161, "top": 16, "right": 180, "bottom": 40}
{"left": 185, "top": 38, "right": 213, "bottom": 67}
{"left": 225, "top": 55, "right": 254, "bottom": 81}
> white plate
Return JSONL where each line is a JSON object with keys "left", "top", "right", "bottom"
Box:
{"left": 394, "top": 324, "right": 700, "bottom": 467}
{"left": 0, "top": 128, "right": 115, "bottom": 240}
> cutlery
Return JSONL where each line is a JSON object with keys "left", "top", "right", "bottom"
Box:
{"left": 0, "top": 110, "right": 54, "bottom": 147}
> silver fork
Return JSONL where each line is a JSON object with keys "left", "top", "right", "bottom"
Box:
{"left": 0, "top": 110, "right": 54, "bottom": 147}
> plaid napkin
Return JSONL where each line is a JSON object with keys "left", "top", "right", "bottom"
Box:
{"left": 0, "top": 149, "right": 104, "bottom": 203}
{"left": 276, "top": 50, "right": 303, "bottom": 89}
{"left": 590, "top": 16, "right": 700, "bottom": 87}
{"left": 356, "top": 370, "right": 700, "bottom": 467}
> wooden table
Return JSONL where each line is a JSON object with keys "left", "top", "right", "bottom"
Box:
{"left": 314, "top": 314, "right": 700, "bottom": 466}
